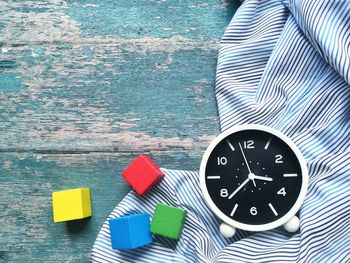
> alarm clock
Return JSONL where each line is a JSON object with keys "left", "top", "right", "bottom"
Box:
{"left": 199, "top": 124, "right": 308, "bottom": 237}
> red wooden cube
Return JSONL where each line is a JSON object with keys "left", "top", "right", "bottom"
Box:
{"left": 121, "top": 155, "right": 164, "bottom": 195}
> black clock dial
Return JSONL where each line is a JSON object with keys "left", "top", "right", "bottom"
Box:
{"left": 205, "top": 129, "right": 302, "bottom": 225}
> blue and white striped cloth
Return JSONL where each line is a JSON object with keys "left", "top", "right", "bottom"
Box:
{"left": 92, "top": 0, "right": 350, "bottom": 262}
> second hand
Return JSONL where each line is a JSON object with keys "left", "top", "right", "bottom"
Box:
{"left": 238, "top": 142, "right": 256, "bottom": 187}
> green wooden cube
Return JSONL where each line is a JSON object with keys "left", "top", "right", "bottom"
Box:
{"left": 150, "top": 203, "right": 186, "bottom": 239}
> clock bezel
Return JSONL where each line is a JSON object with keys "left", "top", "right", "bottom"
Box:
{"left": 199, "top": 124, "right": 308, "bottom": 232}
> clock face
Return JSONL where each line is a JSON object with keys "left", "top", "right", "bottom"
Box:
{"left": 200, "top": 126, "right": 307, "bottom": 230}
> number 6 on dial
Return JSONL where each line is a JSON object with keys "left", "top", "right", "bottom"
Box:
{"left": 200, "top": 124, "right": 309, "bottom": 238}
{"left": 250, "top": 207, "right": 257, "bottom": 215}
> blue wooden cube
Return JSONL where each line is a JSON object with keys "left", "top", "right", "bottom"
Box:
{"left": 109, "top": 214, "right": 152, "bottom": 250}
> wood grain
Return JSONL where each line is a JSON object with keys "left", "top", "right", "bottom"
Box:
{"left": 0, "top": 45, "right": 220, "bottom": 152}
{"left": 0, "top": 0, "right": 239, "bottom": 261}
{"left": 0, "top": 151, "right": 201, "bottom": 262}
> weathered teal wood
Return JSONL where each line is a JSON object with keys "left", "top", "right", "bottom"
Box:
{"left": 0, "top": 47, "right": 220, "bottom": 152}
{"left": 0, "top": 151, "right": 200, "bottom": 262}
{"left": 0, "top": 0, "right": 239, "bottom": 261}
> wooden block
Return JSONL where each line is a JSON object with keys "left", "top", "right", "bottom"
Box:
{"left": 121, "top": 155, "right": 164, "bottom": 195}
{"left": 150, "top": 203, "right": 186, "bottom": 239}
{"left": 109, "top": 214, "right": 152, "bottom": 250}
{"left": 52, "top": 188, "right": 92, "bottom": 223}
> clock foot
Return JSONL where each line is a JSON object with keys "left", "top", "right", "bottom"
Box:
{"left": 220, "top": 222, "right": 236, "bottom": 238}
{"left": 283, "top": 215, "right": 300, "bottom": 232}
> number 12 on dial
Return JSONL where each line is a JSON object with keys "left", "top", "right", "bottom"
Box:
{"left": 200, "top": 124, "right": 308, "bottom": 237}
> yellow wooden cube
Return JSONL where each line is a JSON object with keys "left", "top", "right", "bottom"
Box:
{"left": 52, "top": 188, "right": 92, "bottom": 223}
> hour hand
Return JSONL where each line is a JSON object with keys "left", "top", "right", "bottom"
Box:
{"left": 254, "top": 175, "right": 273, "bottom": 182}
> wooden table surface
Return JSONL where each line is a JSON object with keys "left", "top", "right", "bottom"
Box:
{"left": 0, "top": 1, "right": 239, "bottom": 262}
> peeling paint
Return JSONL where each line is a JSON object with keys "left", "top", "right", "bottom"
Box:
{"left": 0, "top": 73, "right": 25, "bottom": 93}
{"left": 0, "top": 0, "right": 234, "bottom": 261}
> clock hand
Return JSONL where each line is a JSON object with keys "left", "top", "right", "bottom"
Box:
{"left": 238, "top": 143, "right": 252, "bottom": 173}
{"left": 252, "top": 178, "right": 257, "bottom": 187}
{"left": 253, "top": 175, "right": 273, "bottom": 182}
{"left": 228, "top": 177, "right": 250, "bottom": 199}
{"left": 238, "top": 142, "right": 256, "bottom": 187}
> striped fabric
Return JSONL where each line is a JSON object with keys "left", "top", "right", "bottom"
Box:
{"left": 92, "top": 0, "right": 350, "bottom": 262}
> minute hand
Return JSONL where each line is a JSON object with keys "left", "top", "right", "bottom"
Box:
{"left": 238, "top": 143, "right": 256, "bottom": 187}
{"left": 228, "top": 178, "right": 250, "bottom": 199}
{"left": 238, "top": 142, "right": 252, "bottom": 173}
{"left": 253, "top": 175, "right": 273, "bottom": 182}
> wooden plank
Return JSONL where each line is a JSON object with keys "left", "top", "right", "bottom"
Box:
{"left": 0, "top": 46, "right": 219, "bottom": 152}
{"left": 0, "top": 0, "right": 238, "bottom": 152}
{"left": 0, "top": 0, "right": 240, "bottom": 261}
{"left": 0, "top": 0, "right": 236, "bottom": 43}
{"left": 0, "top": 151, "right": 202, "bottom": 262}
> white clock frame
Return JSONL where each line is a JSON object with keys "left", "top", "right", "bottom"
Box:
{"left": 199, "top": 124, "right": 309, "bottom": 233}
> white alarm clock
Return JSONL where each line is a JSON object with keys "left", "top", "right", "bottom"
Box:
{"left": 199, "top": 124, "right": 308, "bottom": 237}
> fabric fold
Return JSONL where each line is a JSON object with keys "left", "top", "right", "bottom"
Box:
{"left": 283, "top": 0, "right": 350, "bottom": 85}
{"left": 93, "top": 0, "right": 350, "bottom": 261}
